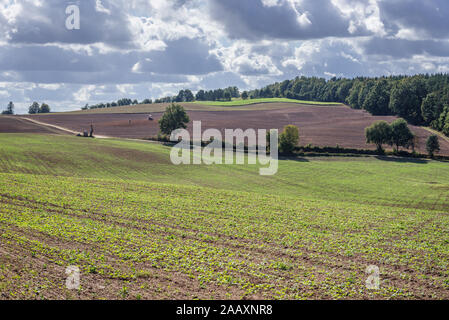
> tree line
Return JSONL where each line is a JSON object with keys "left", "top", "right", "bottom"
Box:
{"left": 249, "top": 74, "right": 449, "bottom": 137}
{"left": 365, "top": 119, "right": 441, "bottom": 157}
{"left": 81, "top": 87, "right": 241, "bottom": 110}
{"left": 83, "top": 98, "right": 149, "bottom": 110}
{"left": 155, "top": 87, "right": 240, "bottom": 103}
{"left": 78, "top": 73, "right": 449, "bottom": 139}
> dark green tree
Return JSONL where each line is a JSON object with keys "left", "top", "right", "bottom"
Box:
{"left": 365, "top": 121, "right": 392, "bottom": 154}
{"left": 421, "top": 92, "right": 444, "bottom": 127}
{"left": 184, "top": 89, "right": 194, "bottom": 102}
{"left": 158, "top": 103, "right": 190, "bottom": 135}
{"left": 39, "top": 103, "right": 51, "bottom": 113}
{"left": 389, "top": 77, "right": 427, "bottom": 124}
{"left": 279, "top": 125, "right": 299, "bottom": 155}
{"left": 2, "top": 101, "right": 14, "bottom": 114}
{"left": 195, "top": 90, "right": 205, "bottom": 101}
{"left": 362, "top": 80, "right": 391, "bottom": 115}
{"left": 224, "top": 92, "right": 232, "bottom": 101}
{"left": 346, "top": 81, "right": 362, "bottom": 109}
{"left": 390, "top": 118, "right": 414, "bottom": 151}
{"left": 426, "top": 135, "right": 440, "bottom": 158}
{"left": 28, "top": 102, "right": 40, "bottom": 114}
{"left": 357, "top": 80, "right": 375, "bottom": 110}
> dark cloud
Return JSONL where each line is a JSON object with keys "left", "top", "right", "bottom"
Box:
{"left": 0, "top": 45, "right": 104, "bottom": 72}
{"left": 134, "top": 38, "right": 223, "bottom": 75}
{"left": 362, "top": 38, "right": 449, "bottom": 58}
{"left": 379, "top": 0, "right": 449, "bottom": 38}
{"left": 0, "top": 45, "right": 189, "bottom": 84}
{"left": 237, "top": 63, "right": 272, "bottom": 76}
{"left": 209, "top": 0, "right": 365, "bottom": 40}
{"left": 0, "top": 70, "right": 189, "bottom": 85}
{"left": 5, "top": 0, "right": 133, "bottom": 47}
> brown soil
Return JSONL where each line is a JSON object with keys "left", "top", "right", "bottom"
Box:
{"left": 0, "top": 116, "right": 68, "bottom": 134}
{"left": 26, "top": 104, "right": 449, "bottom": 155}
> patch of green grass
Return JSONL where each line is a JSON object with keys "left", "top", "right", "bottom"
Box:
{"left": 192, "top": 98, "right": 342, "bottom": 107}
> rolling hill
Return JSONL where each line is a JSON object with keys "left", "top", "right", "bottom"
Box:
{"left": 1, "top": 133, "right": 449, "bottom": 299}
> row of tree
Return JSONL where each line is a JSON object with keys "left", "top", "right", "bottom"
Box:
{"left": 156, "top": 87, "right": 240, "bottom": 103}
{"left": 28, "top": 102, "right": 51, "bottom": 114}
{"left": 248, "top": 74, "right": 449, "bottom": 137}
{"left": 365, "top": 119, "right": 415, "bottom": 153}
{"left": 82, "top": 87, "right": 241, "bottom": 110}
{"left": 82, "top": 98, "right": 153, "bottom": 110}
{"left": 365, "top": 119, "right": 440, "bottom": 157}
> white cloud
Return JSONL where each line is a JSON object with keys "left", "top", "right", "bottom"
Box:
{"left": 0, "top": 0, "right": 449, "bottom": 111}
{"left": 73, "top": 85, "right": 97, "bottom": 102}
{"left": 282, "top": 41, "right": 321, "bottom": 70}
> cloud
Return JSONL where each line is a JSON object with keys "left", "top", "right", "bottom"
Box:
{"left": 361, "top": 38, "right": 449, "bottom": 58}
{"left": 209, "top": 0, "right": 369, "bottom": 40}
{"left": 2, "top": 0, "right": 133, "bottom": 47}
{"left": 379, "top": 0, "right": 449, "bottom": 39}
{"left": 132, "top": 38, "right": 223, "bottom": 75}
{"left": 1, "top": 0, "right": 449, "bottom": 112}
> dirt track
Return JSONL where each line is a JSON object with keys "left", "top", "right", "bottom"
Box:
{"left": 0, "top": 116, "right": 68, "bottom": 135}
{"left": 23, "top": 104, "right": 449, "bottom": 155}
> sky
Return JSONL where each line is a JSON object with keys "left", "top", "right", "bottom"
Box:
{"left": 1, "top": 0, "right": 449, "bottom": 113}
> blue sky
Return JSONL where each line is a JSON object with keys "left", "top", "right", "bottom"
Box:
{"left": 1, "top": 0, "right": 449, "bottom": 113}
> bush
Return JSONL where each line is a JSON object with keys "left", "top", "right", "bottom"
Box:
{"left": 279, "top": 125, "right": 299, "bottom": 155}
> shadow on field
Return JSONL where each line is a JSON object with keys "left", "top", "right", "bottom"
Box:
{"left": 374, "top": 156, "right": 429, "bottom": 164}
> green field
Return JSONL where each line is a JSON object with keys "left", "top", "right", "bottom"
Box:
{"left": 62, "top": 98, "right": 341, "bottom": 115}
{"left": 191, "top": 98, "right": 342, "bottom": 107}
{"left": 1, "top": 134, "right": 449, "bottom": 300}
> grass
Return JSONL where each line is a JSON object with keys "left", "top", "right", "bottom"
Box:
{"left": 54, "top": 99, "right": 341, "bottom": 115}
{"left": 1, "top": 133, "right": 449, "bottom": 300}
{"left": 191, "top": 98, "right": 342, "bottom": 107}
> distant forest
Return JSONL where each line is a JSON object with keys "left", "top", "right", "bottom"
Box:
{"left": 249, "top": 75, "right": 449, "bottom": 136}
{"left": 83, "top": 74, "right": 449, "bottom": 137}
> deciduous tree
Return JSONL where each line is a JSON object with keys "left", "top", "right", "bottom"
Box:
{"left": 159, "top": 104, "right": 190, "bottom": 135}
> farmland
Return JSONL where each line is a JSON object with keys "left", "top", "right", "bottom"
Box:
{"left": 24, "top": 104, "right": 449, "bottom": 155}
{"left": 64, "top": 99, "right": 341, "bottom": 115}
{"left": 1, "top": 133, "right": 449, "bottom": 300}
